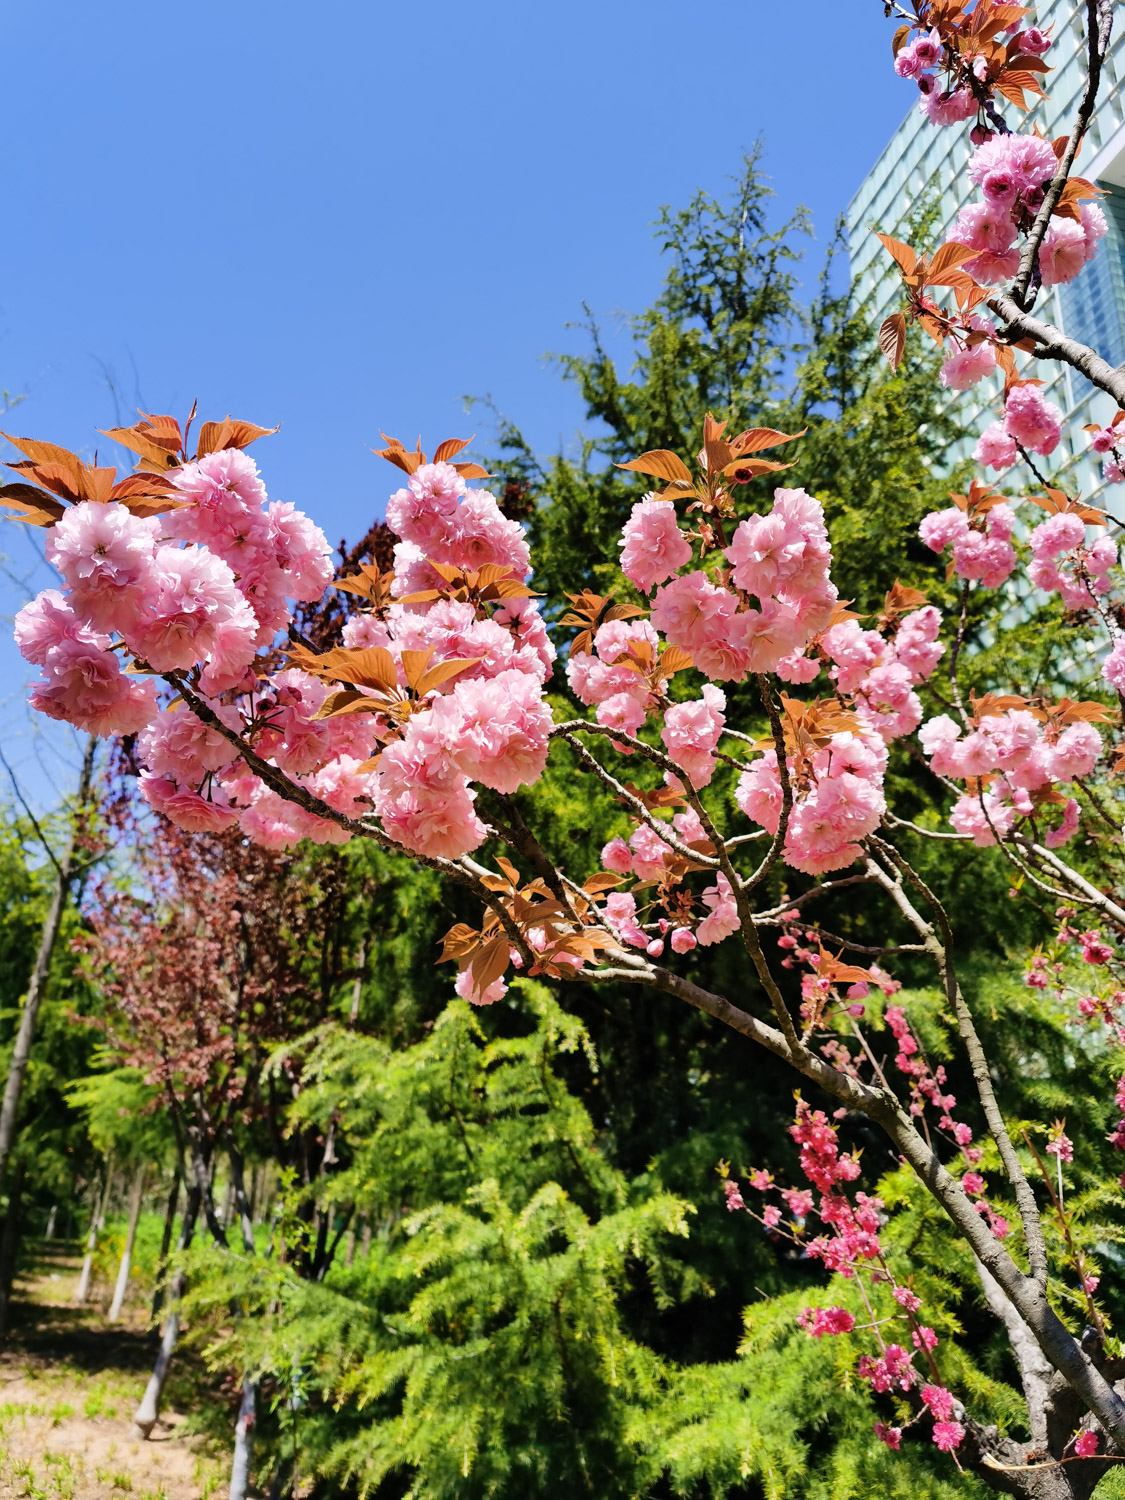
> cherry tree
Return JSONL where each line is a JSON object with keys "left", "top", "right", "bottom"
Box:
{"left": 5, "top": 3, "right": 1125, "bottom": 1491}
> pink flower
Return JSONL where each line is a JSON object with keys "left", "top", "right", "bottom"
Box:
{"left": 922, "top": 86, "right": 976, "bottom": 126}
{"left": 940, "top": 343, "right": 996, "bottom": 390}
{"left": 697, "top": 873, "right": 740, "bottom": 946}
{"left": 661, "top": 684, "right": 726, "bottom": 787}
{"left": 1004, "top": 385, "right": 1062, "bottom": 456}
{"left": 973, "top": 422, "right": 1018, "bottom": 471}
{"left": 922, "top": 1385, "right": 955, "bottom": 1423}
{"left": 1016, "top": 27, "right": 1051, "bottom": 56}
{"left": 894, "top": 606, "right": 944, "bottom": 682}
{"left": 725, "top": 487, "right": 832, "bottom": 600}
{"left": 434, "top": 669, "right": 553, "bottom": 794}
{"left": 932, "top": 1421, "right": 965, "bottom": 1452}
{"left": 28, "top": 637, "right": 158, "bottom": 737}
{"left": 15, "top": 591, "right": 108, "bottom": 666}
{"left": 1103, "top": 636, "right": 1125, "bottom": 693}
{"left": 125, "top": 545, "right": 256, "bottom": 672}
{"left": 138, "top": 773, "right": 239, "bottom": 833}
{"left": 874, "top": 1423, "right": 902, "bottom": 1451}
{"left": 597, "top": 691, "right": 647, "bottom": 739}
{"left": 1074, "top": 1429, "right": 1099, "bottom": 1458}
{"left": 455, "top": 967, "right": 508, "bottom": 1007}
{"left": 968, "top": 133, "right": 1057, "bottom": 198}
{"left": 723, "top": 1178, "right": 746, "bottom": 1212}
{"left": 136, "top": 704, "right": 241, "bottom": 783}
{"left": 893, "top": 1285, "right": 922, "bottom": 1313}
{"left": 601, "top": 836, "right": 634, "bottom": 874}
{"left": 604, "top": 891, "right": 648, "bottom": 949}
{"left": 386, "top": 462, "right": 464, "bottom": 549}
{"left": 46, "top": 502, "right": 159, "bottom": 633}
{"left": 264, "top": 501, "right": 334, "bottom": 602}
{"left": 1040, "top": 218, "right": 1092, "bottom": 286}
{"left": 798, "top": 1305, "right": 855, "bottom": 1338}
{"left": 670, "top": 926, "right": 696, "bottom": 953}
{"left": 619, "top": 497, "right": 692, "bottom": 592}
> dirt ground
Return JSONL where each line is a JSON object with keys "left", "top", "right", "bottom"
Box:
{"left": 0, "top": 1245, "right": 226, "bottom": 1500}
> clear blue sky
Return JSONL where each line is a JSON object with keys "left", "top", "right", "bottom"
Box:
{"left": 0, "top": 0, "right": 908, "bottom": 811}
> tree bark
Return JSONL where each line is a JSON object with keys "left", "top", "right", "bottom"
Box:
{"left": 225, "top": 1134, "right": 258, "bottom": 1500}
{"left": 76, "top": 1154, "right": 111, "bottom": 1305}
{"left": 107, "top": 1166, "right": 145, "bottom": 1323}
{"left": 133, "top": 1180, "right": 201, "bottom": 1439}
{"left": 149, "top": 1167, "right": 180, "bottom": 1331}
{"left": 0, "top": 1163, "right": 26, "bottom": 1337}
{"left": 0, "top": 737, "right": 96, "bottom": 1189}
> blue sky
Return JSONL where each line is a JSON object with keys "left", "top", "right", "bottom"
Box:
{"left": 0, "top": 0, "right": 909, "bottom": 811}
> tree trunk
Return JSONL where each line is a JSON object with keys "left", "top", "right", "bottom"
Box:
{"left": 107, "top": 1166, "right": 145, "bottom": 1323}
{"left": 44, "top": 1205, "right": 56, "bottom": 1240}
{"left": 345, "top": 1214, "right": 362, "bottom": 1268}
{"left": 133, "top": 1180, "right": 201, "bottom": 1439}
{"left": 0, "top": 738, "right": 95, "bottom": 1190}
{"left": 0, "top": 1163, "right": 26, "bottom": 1337}
{"left": 349, "top": 936, "right": 366, "bottom": 1024}
{"left": 226, "top": 1135, "right": 258, "bottom": 1500}
{"left": 361, "top": 1218, "right": 372, "bottom": 1260}
{"left": 149, "top": 1167, "right": 180, "bottom": 1331}
{"left": 76, "top": 1154, "right": 112, "bottom": 1304}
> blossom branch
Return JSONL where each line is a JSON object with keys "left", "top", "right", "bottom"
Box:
{"left": 1010, "top": 0, "right": 1115, "bottom": 310}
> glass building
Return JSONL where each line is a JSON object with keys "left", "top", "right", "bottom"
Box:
{"left": 847, "top": 0, "right": 1125, "bottom": 501}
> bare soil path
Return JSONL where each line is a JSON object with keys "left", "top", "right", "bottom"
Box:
{"left": 0, "top": 1244, "right": 226, "bottom": 1500}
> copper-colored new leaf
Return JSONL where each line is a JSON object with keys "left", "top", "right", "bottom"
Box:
{"left": 400, "top": 649, "right": 434, "bottom": 691}
{"left": 928, "top": 241, "right": 981, "bottom": 278}
{"left": 452, "top": 461, "right": 491, "bottom": 479}
{"left": 415, "top": 657, "right": 484, "bottom": 696}
{"left": 583, "top": 872, "right": 624, "bottom": 895}
{"left": 289, "top": 644, "right": 399, "bottom": 691}
{"left": 658, "top": 645, "right": 694, "bottom": 678}
{"left": 470, "top": 934, "right": 511, "bottom": 991}
{"left": 100, "top": 423, "right": 181, "bottom": 471}
{"left": 0, "top": 483, "right": 65, "bottom": 525}
{"left": 615, "top": 449, "right": 693, "bottom": 485}
{"left": 312, "top": 689, "right": 382, "bottom": 721}
{"left": 372, "top": 433, "right": 426, "bottom": 475}
{"left": 432, "top": 436, "right": 472, "bottom": 464}
{"left": 721, "top": 456, "right": 797, "bottom": 481}
{"left": 196, "top": 418, "right": 279, "bottom": 457}
{"left": 875, "top": 232, "right": 918, "bottom": 277}
{"left": 878, "top": 313, "right": 907, "bottom": 370}
{"left": 728, "top": 426, "right": 806, "bottom": 456}
{"left": 438, "top": 922, "right": 480, "bottom": 963}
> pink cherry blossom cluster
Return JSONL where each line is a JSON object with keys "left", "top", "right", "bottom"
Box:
{"left": 948, "top": 134, "right": 1105, "bottom": 287}
{"left": 974, "top": 383, "right": 1064, "bottom": 474}
{"left": 623, "top": 487, "right": 838, "bottom": 682}
{"left": 1027, "top": 510, "right": 1117, "bottom": 610}
{"left": 735, "top": 729, "right": 887, "bottom": 876}
{"left": 16, "top": 447, "right": 556, "bottom": 858}
{"left": 892, "top": 13, "right": 1050, "bottom": 134}
{"left": 920, "top": 705, "right": 1100, "bottom": 847}
{"left": 818, "top": 605, "right": 944, "bottom": 741}
{"left": 919, "top": 499, "right": 1016, "bottom": 586}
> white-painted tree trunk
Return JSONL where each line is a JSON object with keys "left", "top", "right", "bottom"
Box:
{"left": 76, "top": 1155, "right": 112, "bottom": 1305}
{"left": 107, "top": 1166, "right": 145, "bottom": 1323}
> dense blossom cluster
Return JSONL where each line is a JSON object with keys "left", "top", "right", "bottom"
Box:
{"left": 724, "top": 1098, "right": 963, "bottom": 1454}
{"left": 949, "top": 134, "right": 1106, "bottom": 289}
{"left": 14, "top": 443, "right": 555, "bottom": 857}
